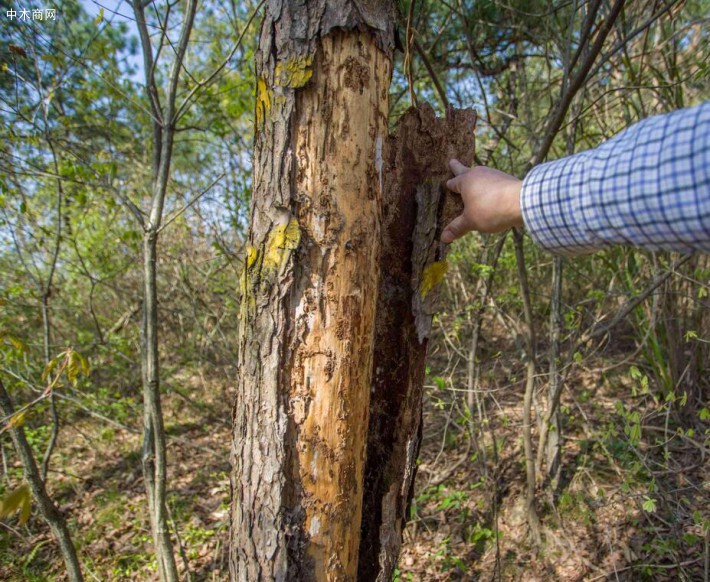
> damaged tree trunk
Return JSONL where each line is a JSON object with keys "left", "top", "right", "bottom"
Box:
{"left": 358, "top": 106, "right": 476, "bottom": 581}
{"left": 230, "top": 2, "right": 396, "bottom": 580}
{"left": 230, "top": 1, "right": 476, "bottom": 579}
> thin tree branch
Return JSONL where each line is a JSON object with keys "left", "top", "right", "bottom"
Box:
{"left": 413, "top": 38, "right": 449, "bottom": 109}
{"left": 529, "top": 0, "right": 627, "bottom": 168}
{"left": 0, "top": 380, "right": 84, "bottom": 582}
{"left": 158, "top": 173, "right": 225, "bottom": 234}
{"left": 175, "top": 0, "right": 265, "bottom": 121}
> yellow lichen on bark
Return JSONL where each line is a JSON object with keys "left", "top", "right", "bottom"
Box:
{"left": 256, "top": 56, "right": 313, "bottom": 129}
{"left": 287, "top": 31, "right": 391, "bottom": 580}
{"left": 255, "top": 76, "right": 271, "bottom": 128}
{"left": 263, "top": 220, "right": 301, "bottom": 269}
{"left": 276, "top": 55, "right": 314, "bottom": 88}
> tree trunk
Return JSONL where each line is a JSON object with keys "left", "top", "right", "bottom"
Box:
{"left": 358, "top": 105, "right": 476, "bottom": 581}
{"left": 230, "top": 3, "right": 395, "bottom": 580}
{"left": 545, "top": 256, "right": 563, "bottom": 487}
{"left": 230, "top": 3, "right": 477, "bottom": 579}
{"left": 141, "top": 232, "right": 179, "bottom": 582}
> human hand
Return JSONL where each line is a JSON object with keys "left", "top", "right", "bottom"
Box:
{"left": 441, "top": 160, "right": 524, "bottom": 243}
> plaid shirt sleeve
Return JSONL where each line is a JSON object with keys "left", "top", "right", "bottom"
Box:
{"left": 520, "top": 100, "right": 710, "bottom": 256}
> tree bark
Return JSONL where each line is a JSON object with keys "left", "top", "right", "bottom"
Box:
{"left": 358, "top": 105, "right": 476, "bottom": 581}
{"left": 230, "top": 4, "right": 477, "bottom": 579}
{"left": 230, "top": 3, "right": 395, "bottom": 580}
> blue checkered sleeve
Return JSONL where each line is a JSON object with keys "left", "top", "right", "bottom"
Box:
{"left": 520, "top": 100, "right": 710, "bottom": 256}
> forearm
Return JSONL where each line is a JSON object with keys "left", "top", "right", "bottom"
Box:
{"left": 520, "top": 101, "right": 710, "bottom": 256}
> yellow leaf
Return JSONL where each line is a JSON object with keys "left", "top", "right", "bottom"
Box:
{"left": 8, "top": 410, "right": 27, "bottom": 429}
{"left": 76, "top": 351, "right": 90, "bottom": 377}
{"left": 420, "top": 261, "right": 449, "bottom": 298}
{"left": 7, "top": 335, "right": 29, "bottom": 353}
{"left": 41, "top": 356, "right": 59, "bottom": 383}
{"left": 0, "top": 484, "right": 31, "bottom": 524}
{"left": 264, "top": 220, "right": 301, "bottom": 268}
{"left": 66, "top": 350, "right": 84, "bottom": 386}
{"left": 19, "top": 489, "right": 30, "bottom": 524}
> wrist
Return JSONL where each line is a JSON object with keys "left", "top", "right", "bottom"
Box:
{"left": 505, "top": 180, "right": 523, "bottom": 229}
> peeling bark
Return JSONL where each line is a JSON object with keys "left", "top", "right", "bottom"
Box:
{"left": 358, "top": 105, "right": 476, "bottom": 581}
{"left": 231, "top": 3, "right": 478, "bottom": 579}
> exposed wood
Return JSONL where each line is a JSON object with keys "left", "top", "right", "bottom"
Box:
{"left": 230, "top": 1, "right": 395, "bottom": 577}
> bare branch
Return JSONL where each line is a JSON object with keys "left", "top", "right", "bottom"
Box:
{"left": 175, "top": 0, "right": 265, "bottom": 121}
{"left": 158, "top": 173, "right": 225, "bottom": 234}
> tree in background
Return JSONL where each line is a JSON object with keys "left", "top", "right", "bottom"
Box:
{"left": 1, "top": 1, "right": 257, "bottom": 579}
{"left": 1, "top": 2, "right": 139, "bottom": 577}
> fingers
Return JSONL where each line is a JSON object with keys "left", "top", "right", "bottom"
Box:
{"left": 441, "top": 213, "right": 472, "bottom": 244}
{"left": 444, "top": 160, "right": 474, "bottom": 242}
{"left": 447, "top": 159, "right": 471, "bottom": 193}
{"left": 446, "top": 175, "right": 462, "bottom": 193}
{"left": 449, "top": 159, "right": 469, "bottom": 176}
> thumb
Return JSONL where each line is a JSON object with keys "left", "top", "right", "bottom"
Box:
{"left": 441, "top": 213, "right": 472, "bottom": 244}
{"left": 449, "top": 159, "right": 470, "bottom": 177}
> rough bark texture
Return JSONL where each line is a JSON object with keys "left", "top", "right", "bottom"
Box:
{"left": 230, "top": 4, "right": 480, "bottom": 579}
{"left": 230, "top": 2, "right": 395, "bottom": 580}
{"left": 358, "top": 105, "right": 476, "bottom": 582}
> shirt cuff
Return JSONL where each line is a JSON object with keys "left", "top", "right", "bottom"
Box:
{"left": 520, "top": 153, "right": 600, "bottom": 256}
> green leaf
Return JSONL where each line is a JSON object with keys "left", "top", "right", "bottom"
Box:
{"left": 642, "top": 496, "right": 657, "bottom": 513}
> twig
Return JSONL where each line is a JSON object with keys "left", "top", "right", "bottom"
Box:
{"left": 404, "top": 0, "right": 418, "bottom": 107}
{"left": 413, "top": 38, "right": 448, "bottom": 108}
{"left": 513, "top": 228, "right": 542, "bottom": 546}
{"left": 174, "top": 0, "right": 265, "bottom": 121}
{"left": 529, "top": 0, "right": 627, "bottom": 168}
{"left": 0, "top": 379, "right": 84, "bottom": 581}
{"left": 158, "top": 173, "right": 225, "bottom": 234}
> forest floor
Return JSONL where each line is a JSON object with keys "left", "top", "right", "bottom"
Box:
{"left": 1, "top": 330, "right": 707, "bottom": 580}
